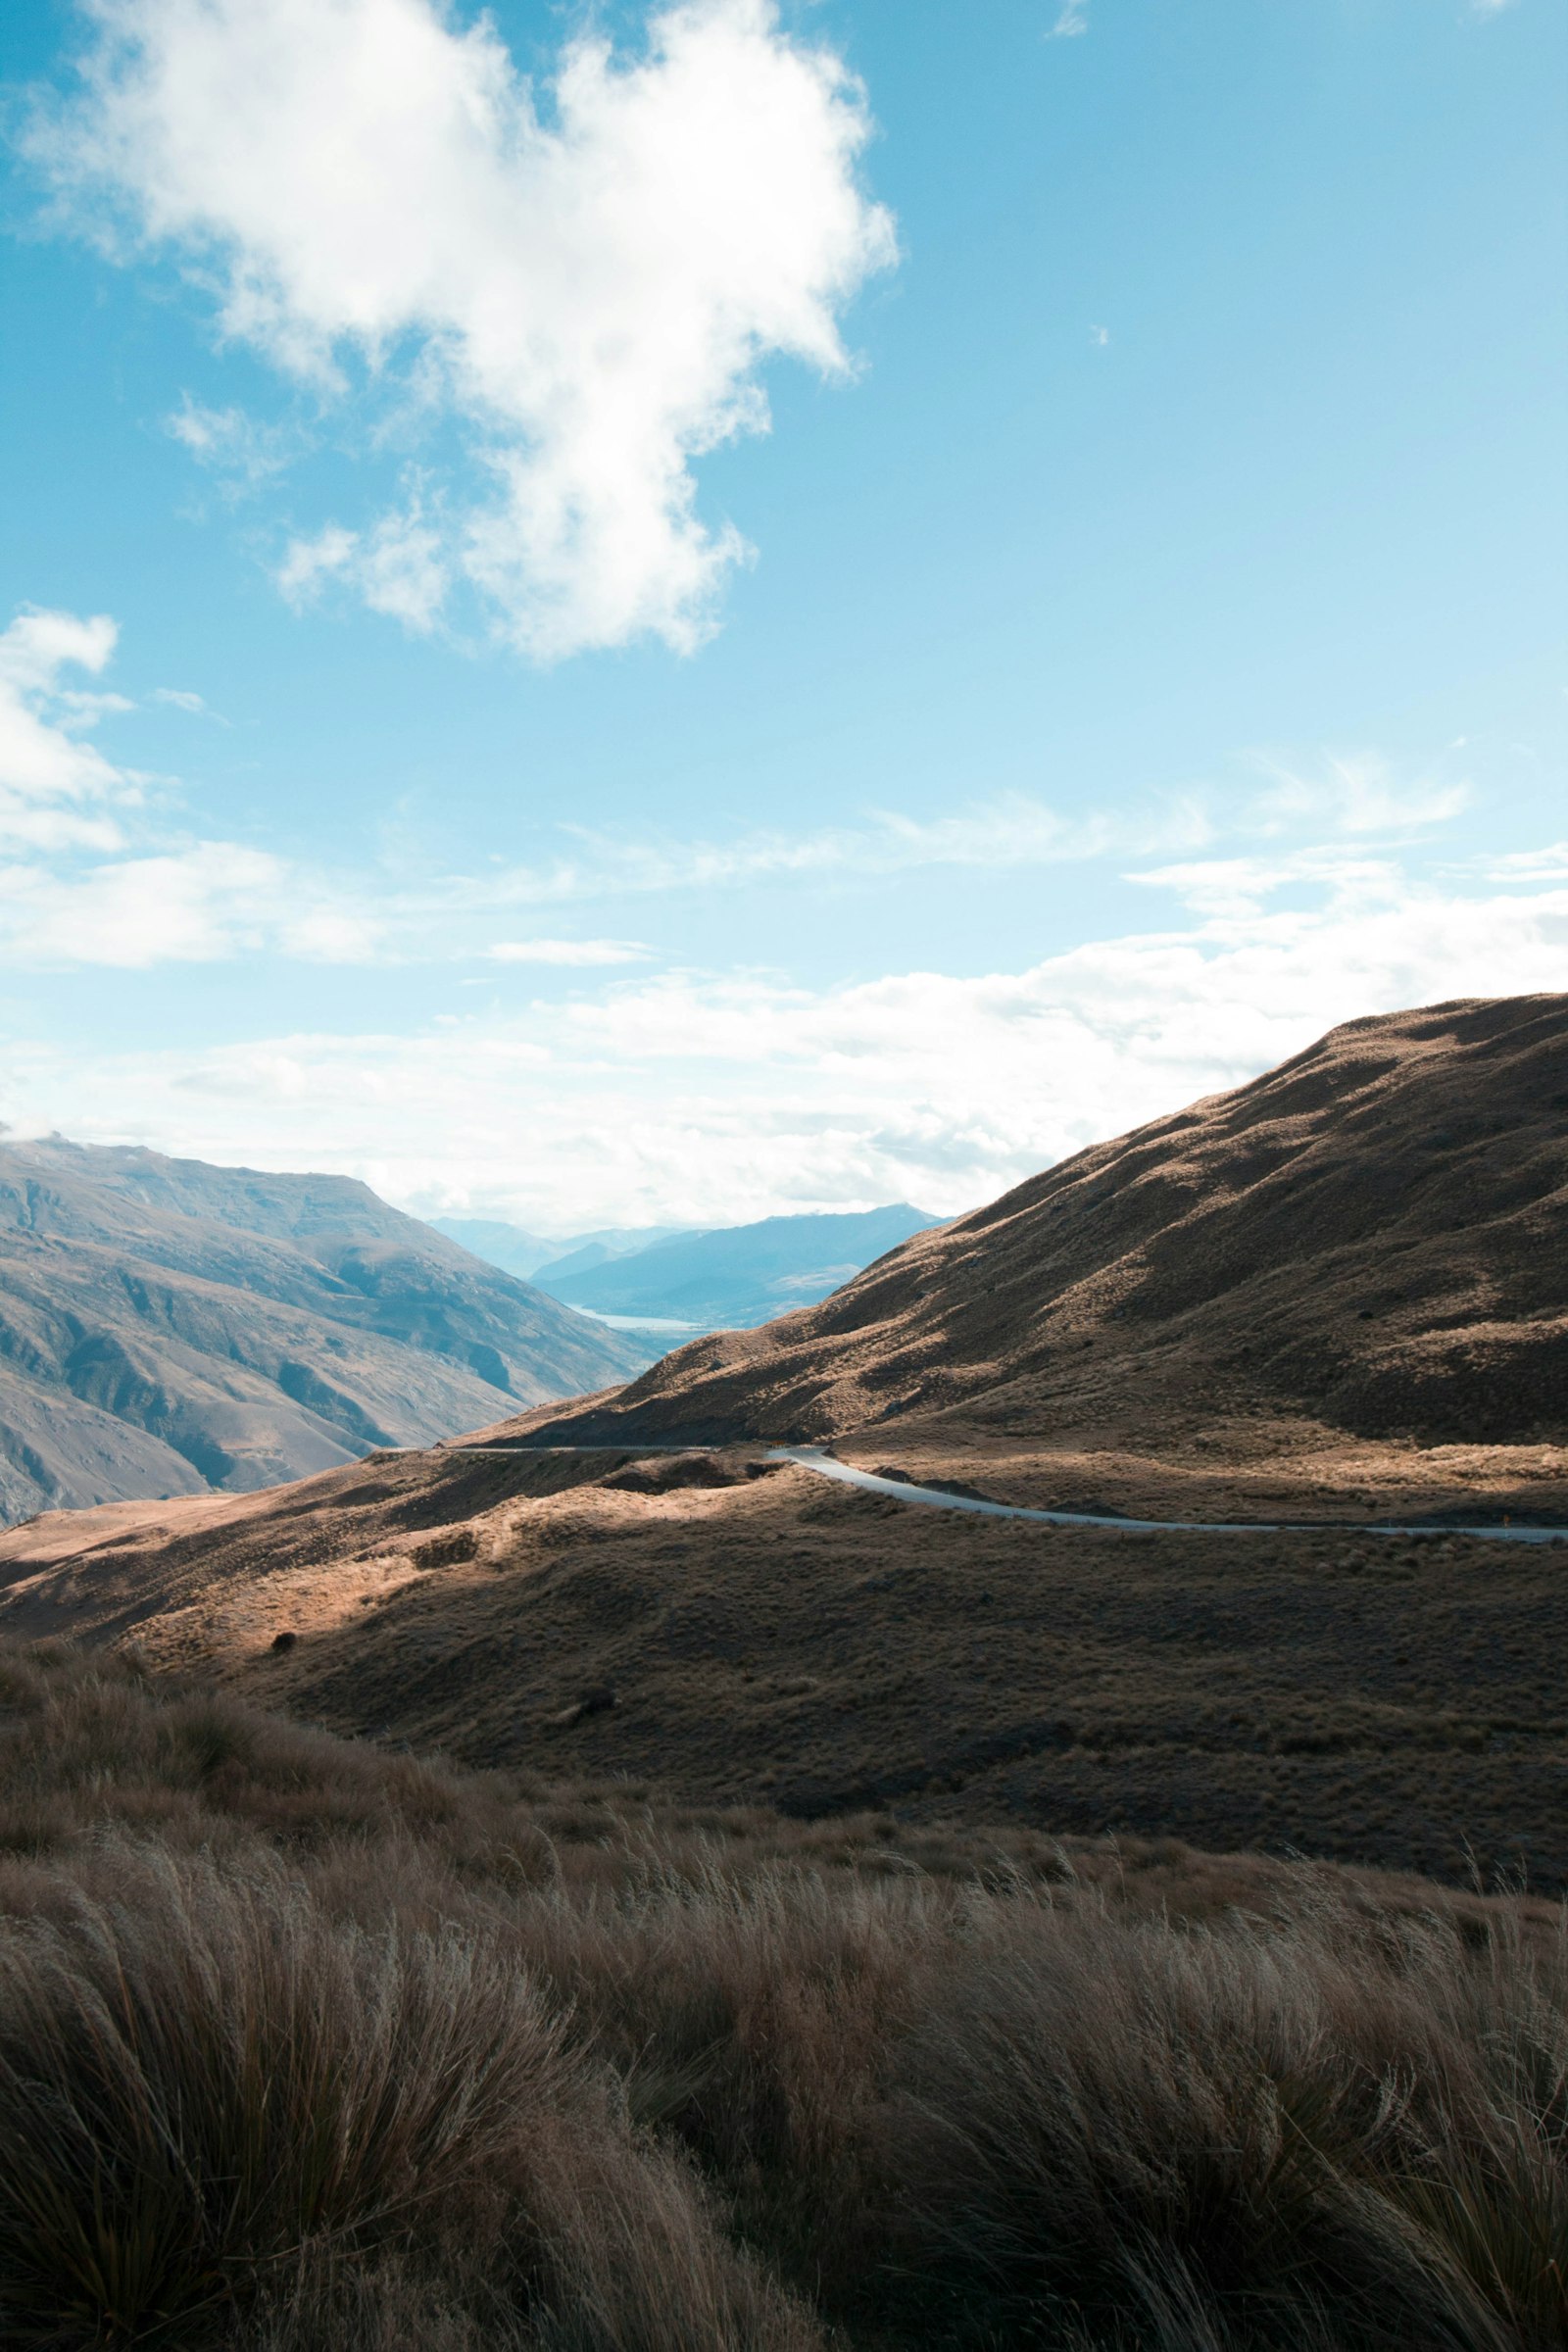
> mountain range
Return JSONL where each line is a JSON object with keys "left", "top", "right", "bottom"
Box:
{"left": 530, "top": 1203, "right": 938, "bottom": 1330}
{"left": 428, "top": 1218, "right": 689, "bottom": 1285}
{"left": 0, "top": 1139, "right": 648, "bottom": 1524}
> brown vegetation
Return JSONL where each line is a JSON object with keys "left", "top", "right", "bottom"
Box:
{"left": 0, "top": 1639, "right": 1564, "bottom": 2349}
{"left": 2, "top": 1442, "right": 1563, "bottom": 1890}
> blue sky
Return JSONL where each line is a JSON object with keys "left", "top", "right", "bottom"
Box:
{"left": 0, "top": 0, "right": 1563, "bottom": 1230}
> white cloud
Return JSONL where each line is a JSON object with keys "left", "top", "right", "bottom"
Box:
{"left": 274, "top": 525, "right": 361, "bottom": 608}
{"left": 168, "top": 396, "right": 294, "bottom": 491}
{"left": 1130, "top": 846, "right": 1418, "bottom": 922}
{"left": 0, "top": 843, "right": 289, "bottom": 965}
{"left": 1481, "top": 842, "right": 1568, "bottom": 883}
{"left": 0, "top": 641, "right": 1509, "bottom": 978}
{"left": 38, "top": 0, "right": 895, "bottom": 660}
{"left": 485, "top": 939, "right": 649, "bottom": 966}
{"left": 1248, "top": 751, "right": 1468, "bottom": 838}
{"left": 471, "top": 790, "right": 1209, "bottom": 908}
{"left": 0, "top": 607, "right": 398, "bottom": 963}
{"left": 279, "top": 500, "right": 452, "bottom": 631}
{"left": 0, "top": 607, "right": 137, "bottom": 852}
{"left": 151, "top": 686, "right": 220, "bottom": 718}
{"left": 11, "top": 865, "right": 1565, "bottom": 1227}
{"left": 1050, "top": 3, "right": 1091, "bottom": 36}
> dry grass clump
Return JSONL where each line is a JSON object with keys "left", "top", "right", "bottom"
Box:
{"left": 0, "top": 1641, "right": 1563, "bottom": 2349}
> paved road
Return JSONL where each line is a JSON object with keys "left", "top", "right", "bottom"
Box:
{"left": 428, "top": 1440, "right": 1568, "bottom": 1544}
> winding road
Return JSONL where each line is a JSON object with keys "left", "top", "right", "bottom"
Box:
{"left": 434, "top": 1441, "right": 1568, "bottom": 1544}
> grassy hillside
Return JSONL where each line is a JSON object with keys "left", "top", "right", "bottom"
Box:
{"left": 2, "top": 1442, "right": 1564, "bottom": 1893}
{"left": 0, "top": 1639, "right": 1560, "bottom": 2350}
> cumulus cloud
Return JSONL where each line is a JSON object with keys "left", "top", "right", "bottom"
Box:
{"left": 37, "top": 0, "right": 896, "bottom": 659}
{"left": 12, "top": 864, "right": 1565, "bottom": 1227}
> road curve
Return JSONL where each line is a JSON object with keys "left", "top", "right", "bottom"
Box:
{"left": 430, "top": 1441, "right": 1568, "bottom": 1544}
{"left": 771, "top": 1447, "right": 1568, "bottom": 1542}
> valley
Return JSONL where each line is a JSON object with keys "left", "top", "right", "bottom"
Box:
{"left": 5, "top": 996, "right": 1563, "bottom": 1894}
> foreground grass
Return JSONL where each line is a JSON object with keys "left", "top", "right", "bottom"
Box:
{"left": 0, "top": 1642, "right": 1562, "bottom": 2349}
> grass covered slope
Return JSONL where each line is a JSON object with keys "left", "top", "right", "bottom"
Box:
{"left": 3, "top": 1444, "right": 1564, "bottom": 1892}
{"left": 0, "top": 1138, "right": 648, "bottom": 1523}
{"left": 516, "top": 995, "right": 1568, "bottom": 1472}
{"left": 0, "top": 1639, "right": 1563, "bottom": 2351}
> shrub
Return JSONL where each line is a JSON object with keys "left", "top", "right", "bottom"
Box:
{"left": 0, "top": 1641, "right": 1562, "bottom": 2349}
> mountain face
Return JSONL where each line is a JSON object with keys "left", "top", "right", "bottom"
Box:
{"left": 520, "top": 996, "right": 1568, "bottom": 1452}
{"left": 524, "top": 1227, "right": 692, "bottom": 1290}
{"left": 423, "top": 1217, "right": 561, "bottom": 1280}
{"left": 0, "top": 1139, "right": 650, "bottom": 1525}
{"left": 532, "top": 1205, "right": 939, "bottom": 1331}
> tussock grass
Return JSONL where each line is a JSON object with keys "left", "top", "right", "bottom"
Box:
{"left": 0, "top": 1641, "right": 1562, "bottom": 2348}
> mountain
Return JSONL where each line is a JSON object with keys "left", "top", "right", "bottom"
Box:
{"left": 532, "top": 1204, "right": 939, "bottom": 1330}
{"left": 423, "top": 1216, "right": 562, "bottom": 1280}
{"left": 0, "top": 1138, "right": 650, "bottom": 1525}
{"left": 525, "top": 1225, "right": 693, "bottom": 1290}
{"left": 429, "top": 1218, "right": 691, "bottom": 1286}
{"left": 3, "top": 999, "right": 1565, "bottom": 1891}
{"left": 521, "top": 995, "right": 1568, "bottom": 1462}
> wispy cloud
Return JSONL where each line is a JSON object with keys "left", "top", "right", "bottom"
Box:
{"left": 35, "top": 0, "right": 896, "bottom": 661}
{"left": 1050, "top": 2, "right": 1091, "bottom": 36}
{"left": 0, "top": 608, "right": 137, "bottom": 853}
{"left": 1477, "top": 841, "right": 1568, "bottom": 884}
{"left": 150, "top": 686, "right": 224, "bottom": 721}
{"left": 484, "top": 939, "right": 649, "bottom": 966}
{"left": 1246, "top": 751, "right": 1468, "bottom": 838}
{"left": 0, "top": 600, "right": 1505, "bottom": 972}
{"left": 14, "top": 868, "right": 1566, "bottom": 1229}
{"left": 0, "top": 603, "right": 383, "bottom": 963}
{"left": 469, "top": 791, "right": 1212, "bottom": 908}
{"left": 167, "top": 397, "right": 296, "bottom": 494}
